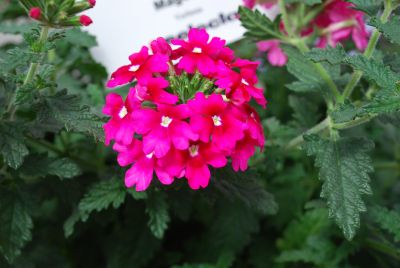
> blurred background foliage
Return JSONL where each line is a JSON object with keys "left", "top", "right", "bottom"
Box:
{"left": 0, "top": 1, "right": 400, "bottom": 267}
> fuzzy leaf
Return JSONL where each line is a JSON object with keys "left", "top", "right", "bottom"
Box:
{"left": 285, "top": 0, "right": 321, "bottom": 5}
{"left": 345, "top": 55, "right": 398, "bottom": 90}
{"left": 146, "top": 192, "right": 170, "bottom": 239}
{"left": 306, "top": 45, "right": 347, "bottom": 65}
{"left": 303, "top": 135, "right": 374, "bottom": 240}
{"left": 64, "top": 28, "right": 97, "bottom": 48}
{"left": 283, "top": 46, "right": 327, "bottom": 94}
{"left": 348, "top": 0, "right": 382, "bottom": 16}
{"left": 238, "top": 6, "right": 282, "bottom": 40}
{"left": 0, "top": 123, "right": 29, "bottom": 169}
{"left": 370, "top": 206, "right": 400, "bottom": 242}
{"left": 79, "top": 179, "right": 127, "bottom": 213}
{"left": 330, "top": 101, "right": 360, "bottom": 123}
{"left": 36, "top": 89, "right": 105, "bottom": 141}
{"left": 370, "top": 16, "right": 400, "bottom": 45}
{"left": 0, "top": 187, "right": 33, "bottom": 264}
{"left": 19, "top": 154, "right": 81, "bottom": 179}
{"left": 213, "top": 167, "right": 278, "bottom": 215}
{"left": 362, "top": 88, "right": 400, "bottom": 114}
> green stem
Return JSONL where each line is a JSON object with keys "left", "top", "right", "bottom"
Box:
{"left": 365, "top": 239, "right": 400, "bottom": 262}
{"left": 279, "top": 0, "right": 295, "bottom": 38}
{"left": 333, "top": 114, "right": 377, "bottom": 130}
{"left": 286, "top": 114, "right": 377, "bottom": 150}
{"left": 285, "top": 118, "right": 330, "bottom": 150}
{"left": 342, "top": 1, "right": 393, "bottom": 100}
{"left": 23, "top": 26, "right": 49, "bottom": 86}
{"left": 296, "top": 40, "right": 342, "bottom": 107}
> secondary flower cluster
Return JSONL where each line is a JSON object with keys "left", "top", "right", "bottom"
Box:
{"left": 245, "top": 0, "right": 369, "bottom": 66}
{"left": 26, "top": 0, "right": 95, "bottom": 27}
{"left": 103, "top": 28, "right": 266, "bottom": 191}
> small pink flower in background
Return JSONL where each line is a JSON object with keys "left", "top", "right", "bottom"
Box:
{"left": 256, "top": 40, "right": 287, "bottom": 66}
{"left": 79, "top": 15, "right": 93, "bottom": 26}
{"left": 107, "top": 46, "right": 169, "bottom": 88}
{"left": 29, "top": 7, "right": 41, "bottom": 20}
{"left": 314, "top": 0, "right": 369, "bottom": 50}
{"left": 104, "top": 28, "right": 266, "bottom": 191}
{"left": 243, "top": 0, "right": 277, "bottom": 9}
{"left": 88, "top": 0, "right": 96, "bottom": 7}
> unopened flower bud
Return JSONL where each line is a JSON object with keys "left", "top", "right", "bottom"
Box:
{"left": 29, "top": 7, "right": 41, "bottom": 20}
{"left": 80, "top": 15, "right": 93, "bottom": 26}
{"left": 88, "top": 0, "right": 96, "bottom": 7}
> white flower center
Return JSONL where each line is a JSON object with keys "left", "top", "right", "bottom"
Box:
{"left": 212, "top": 115, "right": 222, "bottom": 126}
{"left": 146, "top": 152, "right": 154, "bottom": 159}
{"left": 189, "top": 145, "right": 199, "bottom": 157}
{"left": 160, "top": 116, "right": 173, "bottom": 127}
{"left": 118, "top": 106, "right": 128, "bottom": 118}
{"left": 129, "top": 65, "right": 140, "bottom": 72}
{"left": 241, "top": 78, "right": 249, "bottom": 86}
{"left": 192, "top": 47, "right": 202, "bottom": 53}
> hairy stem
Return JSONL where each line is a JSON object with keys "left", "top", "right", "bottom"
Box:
{"left": 285, "top": 118, "right": 330, "bottom": 150}
{"left": 295, "top": 40, "right": 342, "bottom": 107}
{"left": 342, "top": 1, "right": 393, "bottom": 100}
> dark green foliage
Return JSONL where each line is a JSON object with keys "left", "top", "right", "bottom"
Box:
{"left": 304, "top": 136, "right": 374, "bottom": 240}
{"left": 369, "top": 16, "right": 400, "bottom": 45}
{"left": 1, "top": 1, "right": 400, "bottom": 267}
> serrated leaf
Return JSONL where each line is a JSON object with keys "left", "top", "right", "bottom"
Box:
{"left": 35, "top": 89, "right": 105, "bottom": 141}
{"left": 362, "top": 88, "right": 400, "bottom": 114}
{"left": 285, "top": 0, "right": 321, "bottom": 4}
{"left": 306, "top": 45, "right": 347, "bottom": 65}
{"left": 348, "top": 0, "right": 382, "bottom": 16}
{"left": 0, "top": 187, "right": 33, "bottom": 264}
{"left": 64, "top": 28, "right": 97, "bottom": 48}
{"left": 369, "top": 16, "right": 400, "bottom": 45}
{"left": 370, "top": 206, "right": 400, "bottom": 242}
{"left": 330, "top": 101, "right": 360, "bottom": 123}
{"left": 289, "top": 95, "right": 320, "bottom": 128}
{"left": 79, "top": 179, "right": 127, "bottom": 213}
{"left": 146, "top": 192, "right": 170, "bottom": 239}
{"left": 345, "top": 55, "right": 398, "bottom": 90}
{"left": 0, "top": 123, "right": 29, "bottom": 169}
{"left": 213, "top": 167, "right": 278, "bottom": 215}
{"left": 303, "top": 135, "right": 374, "bottom": 240}
{"left": 19, "top": 154, "right": 81, "bottom": 179}
{"left": 238, "top": 6, "right": 282, "bottom": 40}
{"left": 0, "top": 47, "right": 40, "bottom": 73}
{"left": 283, "top": 46, "right": 329, "bottom": 95}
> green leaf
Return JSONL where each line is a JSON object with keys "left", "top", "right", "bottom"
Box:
{"left": 145, "top": 192, "right": 170, "bottom": 239}
{"left": 303, "top": 135, "right": 374, "bottom": 240}
{"left": 369, "top": 16, "right": 400, "bottom": 45}
{"left": 370, "top": 206, "right": 400, "bottom": 242}
{"left": 79, "top": 179, "right": 127, "bottom": 214}
{"left": 348, "top": 0, "right": 382, "bottom": 16}
{"left": 19, "top": 154, "right": 81, "bottom": 179}
{"left": 283, "top": 46, "right": 327, "bottom": 95}
{"left": 64, "top": 28, "right": 97, "bottom": 48}
{"left": 213, "top": 167, "right": 278, "bottom": 215}
{"left": 238, "top": 6, "right": 282, "bottom": 40}
{"left": 0, "top": 22, "right": 33, "bottom": 34}
{"left": 289, "top": 95, "right": 320, "bottom": 128}
{"left": 64, "top": 179, "right": 128, "bottom": 237}
{"left": 36, "top": 89, "right": 105, "bottom": 141}
{"left": 285, "top": 0, "right": 321, "bottom": 5}
{"left": 345, "top": 55, "right": 398, "bottom": 90}
{"left": 0, "top": 123, "right": 29, "bottom": 169}
{"left": 330, "top": 101, "right": 360, "bottom": 123}
{"left": 362, "top": 88, "right": 400, "bottom": 114}
{"left": 0, "top": 187, "right": 33, "bottom": 264}
{"left": 306, "top": 45, "right": 347, "bottom": 65}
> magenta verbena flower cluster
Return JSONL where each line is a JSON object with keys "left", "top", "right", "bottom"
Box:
{"left": 103, "top": 28, "right": 266, "bottom": 191}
